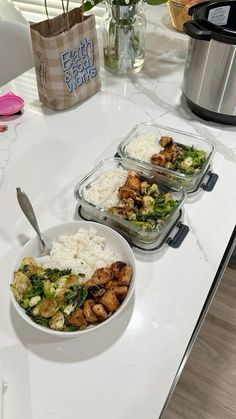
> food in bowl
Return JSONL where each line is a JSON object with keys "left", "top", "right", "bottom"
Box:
{"left": 125, "top": 133, "right": 206, "bottom": 175}
{"left": 10, "top": 226, "right": 133, "bottom": 332}
{"left": 83, "top": 168, "right": 178, "bottom": 231}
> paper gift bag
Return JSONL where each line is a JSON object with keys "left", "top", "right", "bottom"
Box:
{"left": 30, "top": 4, "right": 101, "bottom": 110}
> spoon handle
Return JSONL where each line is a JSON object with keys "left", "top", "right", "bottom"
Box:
{"left": 16, "top": 187, "right": 46, "bottom": 249}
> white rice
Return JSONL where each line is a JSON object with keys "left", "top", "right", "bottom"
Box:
{"left": 38, "top": 227, "right": 118, "bottom": 279}
{"left": 125, "top": 133, "right": 163, "bottom": 162}
{"left": 83, "top": 167, "right": 128, "bottom": 209}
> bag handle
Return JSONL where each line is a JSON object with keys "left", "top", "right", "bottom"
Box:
{"left": 44, "top": 0, "right": 78, "bottom": 33}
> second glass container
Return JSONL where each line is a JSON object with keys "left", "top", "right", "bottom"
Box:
{"left": 117, "top": 123, "right": 215, "bottom": 194}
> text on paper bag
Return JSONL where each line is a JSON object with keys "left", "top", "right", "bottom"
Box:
{"left": 61, "top": 38, "right": 97, "bottom": 93}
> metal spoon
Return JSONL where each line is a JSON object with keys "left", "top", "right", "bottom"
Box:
{"left": 16, "top": 187, "right": 51, "bottom": 256}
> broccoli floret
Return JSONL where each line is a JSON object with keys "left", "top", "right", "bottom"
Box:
{"left": 141, "top": 196, "right": 155, "bottom": 213}
{"left": 154, "top": 194, "right": 176, "bottom": 218}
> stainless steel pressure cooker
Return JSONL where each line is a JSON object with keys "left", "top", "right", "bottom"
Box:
{"left": 182, "top": 0, "right": 236, "bottom": 124}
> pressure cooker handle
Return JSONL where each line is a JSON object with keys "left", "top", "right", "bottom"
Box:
{"left": 183, "top": 21, "right": 212, "bottom": 41}
{"left": 188, "top": 1, "right": 209, "bottom": 17}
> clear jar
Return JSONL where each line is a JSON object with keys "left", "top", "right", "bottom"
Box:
{"left": 102, "top": 1, "right": 146, "bottom": 74}
{"left": 167, "top": 0, "right": 205, "bottom": 31}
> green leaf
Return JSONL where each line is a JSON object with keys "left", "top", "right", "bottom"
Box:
{"left": 64, "top": 288, "right": 78, "bottom": 304}
{"left": 24, "top": 274, "right": 43, "bottom": 299}
{"left": 82, "top": 0, "right": 167, "bottom": 13}
{"left": 64, "top": 325, "right": 78, "bottom": 332}
{"left": 82, "top": 0, "right": 104, "bottom": 13}
{"left": 146, "top": 0, "right": 167, "bottom": 4}
{"left": 45, "top": 268, "right": 72, "bottom": 282}
{"left": 64, "top": 284, "right": 88, "bottom": 307}
{"left": 33, "top": 316, "right": 49, "bottom": 328}
{"left": 77, "top": 287, "right": 88, "bottom": 308}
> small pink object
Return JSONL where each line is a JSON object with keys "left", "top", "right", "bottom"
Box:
{"left": 0, "top": 92, "right": 24, "bottom": 116}
{"left": 0, "top": 125, "right": 8, "bottom": 132}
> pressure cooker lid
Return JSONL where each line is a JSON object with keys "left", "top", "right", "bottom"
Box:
{"left": 187, "top": 0, "right": 236, "bottom": 44}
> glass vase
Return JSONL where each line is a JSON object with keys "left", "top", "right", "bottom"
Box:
{"left": 102, "top": 1, "right": 146, "bottom": 74}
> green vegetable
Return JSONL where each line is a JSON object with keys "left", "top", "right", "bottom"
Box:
{"left": 64, "top": 325, "right": 78, "bottom": 332}
{"left": 180, "top": 157, "right": 193, "bottom": 169}
{"left": 142, "top": 196, "right": 155, "bottom": 213}
{"left": 147, "top": 184, "right": 159, "bottom": 197}
{"left": 82, "top": 0, "right": 167, "bottom": 14}
{"left": 64, "top": 284, "right": 88, "bottom": 307}
{"left": 45, "top": 268, "right": 72, "bottom": 282}
{"left": 174, "top": 147, "right": 206, "bottom": 174}
{"left": 136, "top": 212, "right": 160, "bottom": 221}
{"left": 33, "top": 316, "right": 49, "bottom": 328}
{"left": 43, "top": 280, "right": 55, "bottom": 297}
{"left": 153, "top": 194, "right": 177, "bottom": 218}
{"left": 22, "top": 298, "right": 30, "bottom": 309}
{"left": 183, "top": 167, "right": 195, "bottom": 175}
{"left": 24, "top": 274, "right": 43, "bottom": 299}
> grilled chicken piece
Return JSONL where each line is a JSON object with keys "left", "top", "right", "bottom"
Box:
{"left": 118, "top": 185, "right": 138, "bottom": 201}
{"left": 112, "top": 286, "right": 128, "bottom": 300}
{"left": 67, "top": 308, "right": 88, "bottom": 328}
{"left": 159, "top": 136, "right": 173, "bottom": 148}
{"left": 118, "top": 265, "right": 133, "bottom": 286}
{"left": 105, "top": 280, "right": 119, "bottom": 290}
{"left": 100, "top": 290, "right": 119, "bottom": 312}
{"left": 83, "top": 299, "right": 98, "bottom": 323}
{"left": 91, "top": 267, "right": 112, "bottom": 285}
{"left": 125, "top": 171, "right": 141, "bottom": 192}
{"left": 123, "top": 198, "right": 135, "bottom": 211}
{"left": 140, "top": 181, "right": 149, "bottom": 195}
{"left": 110, "top": 261, "right": 127, "bottom": 279}
{"left": 92, "top": 304, "right": 108, "bottom": 320}
{"left": 108, "top": 207, "right": 128, "bottom": 218}
{"left": 160, "top": 149, "right": 172, "bottom": 162}
{"left": 151, "top": 153, "right": 166, "bottom": 166}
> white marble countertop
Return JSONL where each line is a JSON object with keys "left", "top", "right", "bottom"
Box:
{"left": 0, "top": 5, "right": 236, "bottom": 419}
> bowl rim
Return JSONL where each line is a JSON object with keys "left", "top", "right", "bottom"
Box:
{"left": 10, "top": 220, "right": 136, "bottom": 337}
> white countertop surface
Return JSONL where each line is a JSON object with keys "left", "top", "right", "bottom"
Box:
{"left": 0, "top": 5, "right": 236, "bottom": 419}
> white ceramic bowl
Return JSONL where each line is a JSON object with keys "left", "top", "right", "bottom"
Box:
{"left": 10, "top": 221, "right": 136, "bottom": 337}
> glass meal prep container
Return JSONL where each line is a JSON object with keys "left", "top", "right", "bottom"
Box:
{"left": 74, "top": 158, "right": 188, "bottom": 250}
{"left": 117, "top": 123, "right": 216, "bottom": 194}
